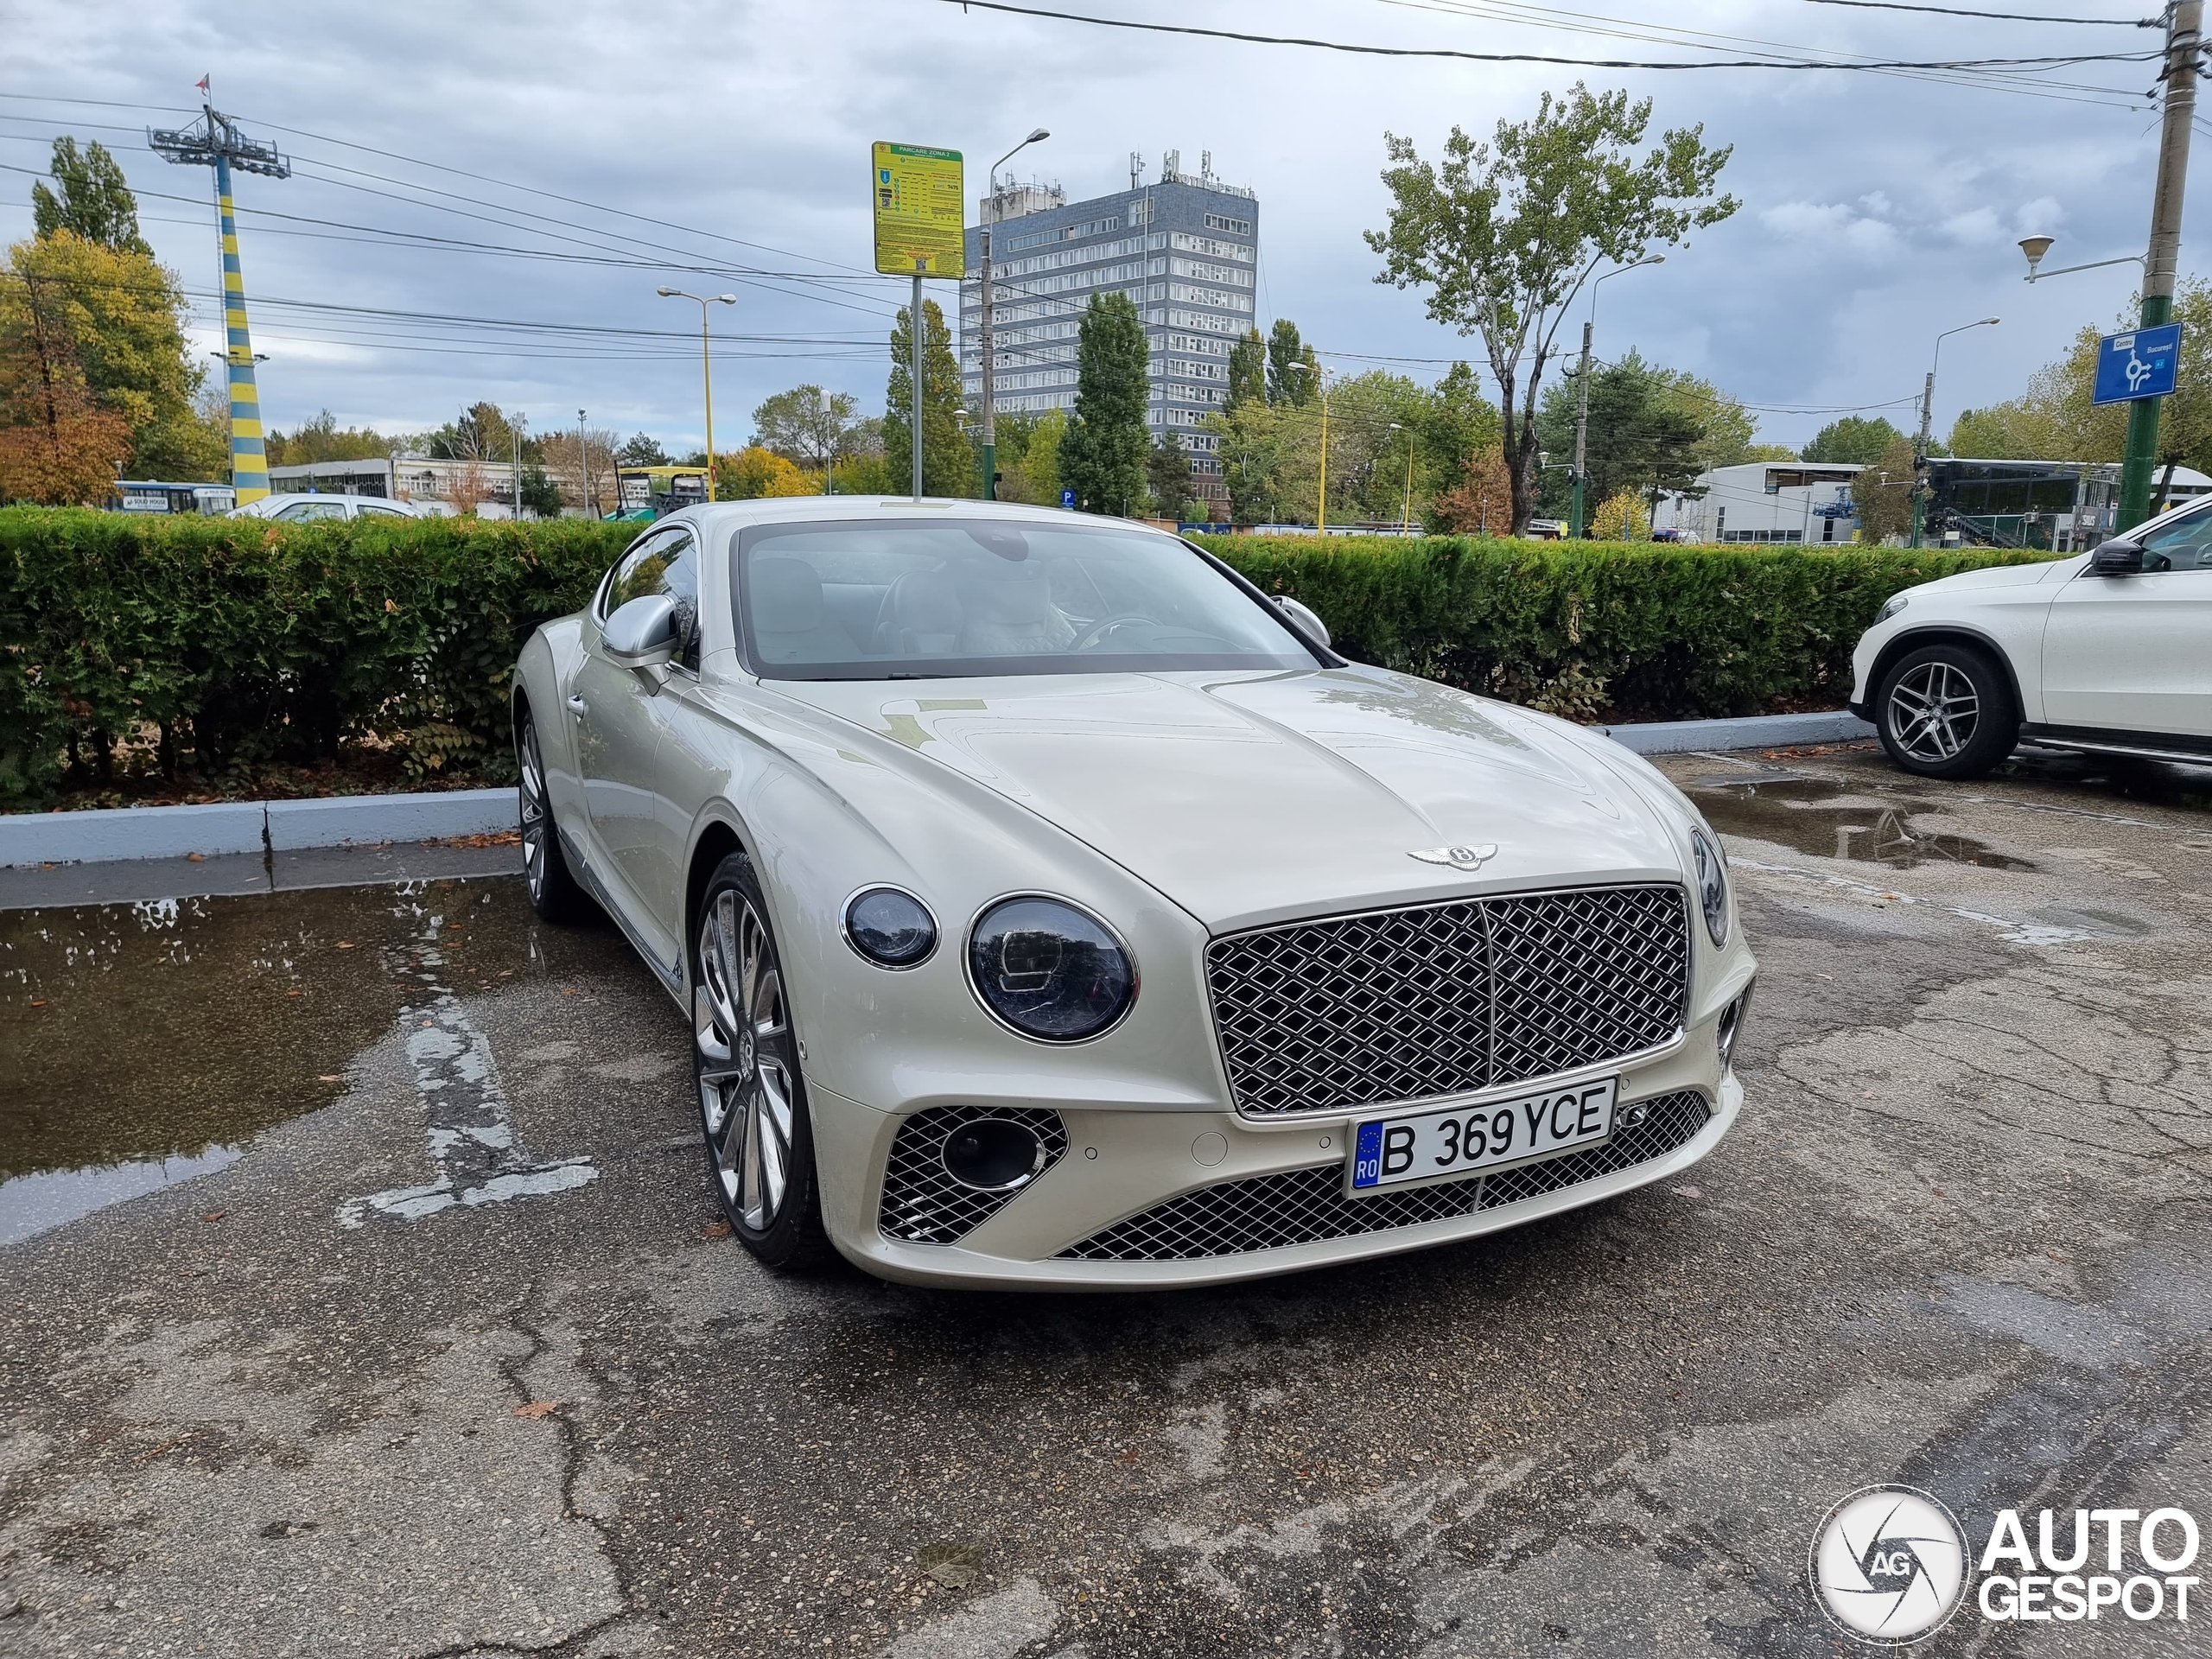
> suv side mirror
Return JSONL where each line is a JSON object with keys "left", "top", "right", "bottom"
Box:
{"left": 1275, "top": 594, "right": 1332, "bottom": 648}
{"left": 602, "top": 593, "right": 679, "bottom": 668}
{"left": 2088, "top": 539, "right": 2145, "bottom": 576}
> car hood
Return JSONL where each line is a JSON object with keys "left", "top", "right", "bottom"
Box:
{"left": 1912, "top": 555, "right": 2073, "bottom": 596}
{"left": 769, "top": 666, "right": 1687, "bottom": 931}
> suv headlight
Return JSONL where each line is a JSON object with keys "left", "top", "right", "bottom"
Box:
{"left": 1690, "top": 829, "right": 1730, "bottom": 947}
{"left": 1875, "top": 592, "right": 1910, "bottom": 624}
{"left": 967, "top": 896, "right": 1136, "bottom": 1041}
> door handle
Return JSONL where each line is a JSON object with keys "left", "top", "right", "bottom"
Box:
{"left": 566, "top": 694, "right": 589, "bottom": 720}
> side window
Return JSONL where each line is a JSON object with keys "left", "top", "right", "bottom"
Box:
{"left": 601, "top": 531, "right": 702, "bottom": 671}
{"left": 275, "top": 499, "right": 346, "bottom": 522}
{"left": 2138, "top": 503, "right": 2212, "bottom": 572}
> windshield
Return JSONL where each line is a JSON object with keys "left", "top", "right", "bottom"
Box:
{"left": 731, "top": 518, "right": 1319, "bottom": 680}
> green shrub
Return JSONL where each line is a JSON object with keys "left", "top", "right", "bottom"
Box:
{"left": 1195, "top": 533, "right": 2050, "bottom": 721}
{"left": 0, "top": 511, "right": 2053, "bottom": 804}
{"left": 0, "top": 508, "right": 629, "bottom": 801}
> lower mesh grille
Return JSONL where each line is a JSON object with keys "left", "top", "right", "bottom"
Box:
{"left": 879, "top": 1106, "right": 1068, "bottom": 1245}
{"left": 1058, "top": 1090, "right": 1709, "bottom": 1262}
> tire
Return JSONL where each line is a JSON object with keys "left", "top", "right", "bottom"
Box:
{"left": 518, "top": 711, "right": 596, "bottom": 924}
{"left": 693, "top": 852, "right": 828, "bottom": 1269}
{"left": 1876, "top": 642, "right": 2018, "bottom": 779}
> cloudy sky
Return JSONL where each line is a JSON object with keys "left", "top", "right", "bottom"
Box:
{"left": 0, "top": 0, "right": 2183, "bottom": 454}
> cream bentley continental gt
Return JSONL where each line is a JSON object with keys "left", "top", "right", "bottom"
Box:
{"left": 512, "top": 499, "right": 1755, "bottom": 1287}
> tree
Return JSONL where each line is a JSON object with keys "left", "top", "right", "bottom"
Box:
{"left": 0, "top": 272, "right": 132, "bottom": 503}
{"left": 1058, "top": 291, "right": 1151, "bottom": 515}
{"left": 1591, "top": 489, "right": 1650, "bottom": 540}
{"left": 32, "top": 138, "right": 149, "bottom": 255}
{"left": 1532, "top": 348, "right": 1713, "bottom": 520}
{"left": 1802, "top": 416, "right": 1904, "bottom": 465}
{"left": 1429, "top": 448, "right": 1514, "bottom": 534}
{"left": 519, "top": 462, "right": 563, "bottom": 517}
{"left": 884, "top": 297, "right": 970, "bottom": 497}
{"left": 618, "top": 431, "right": 669, "bottom": 466}
{"left": 7, "top": 232, "right": 222, "bottom": 480}
{"left": 716, "top": 444, "right": 814, "bottom": 499}
{"left": 752, "top": 384, "right": 856, "bottom": 469}
{"left": 1147, "top": 431, "right": 1198, "bottom": 520}
{"left": 429, "top": 402, "right": 529, "bottom": 463}
{"left": 1853, "top": 435, "right": 1918, "bottom": 543}
{"left": 1368, "top": 85, "right": 1738, "bottom": 533}
{"left": 993, "top": 409, "right": 1065, "bottom": 505}
{"left": 1226, "top": 327, "right": 1268, "bottom": 414}
{"left": 1268, "top": 319, "right": 1319, "bottom": 407}
{"left": 267, "top": 409, "right": 395, "bottom": 467}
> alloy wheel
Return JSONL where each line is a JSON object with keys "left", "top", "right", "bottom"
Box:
{"left": 519, "top": 721, "right": 551, "bottom": 904}
{"left": 1885, "top": 660, "right": 1980, "bottom": 763}
{"left": 696, "top": 889, "right": 797, "bottom": 1231}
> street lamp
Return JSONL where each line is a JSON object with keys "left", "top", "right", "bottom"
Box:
{"left": 1570, "top": 255, "right": 1663, "bottom": 538}
{"left": 2018, "top": 235, "right": 2145, "bottom": 285}
{"left": 658, "top": 288, "right": 737, "bottom": 501}
{"left": 1388, "top": 421, "right": 1415, "bottom": 533}
{"left": 978, "top": 127, "right": 1050, "bottom": 501}
{"left": 1910, "top": 316, "right": 1999, "bottom": 547}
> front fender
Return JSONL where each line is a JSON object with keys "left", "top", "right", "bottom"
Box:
{"left": 515, "top": 616, "right": 589, "bottom": 829}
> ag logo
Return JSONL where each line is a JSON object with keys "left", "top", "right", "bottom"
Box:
{"left": 1409, "top": 843, "right": 1497, "bottom": 872}
{"left": 1810, "top": 1484, "right": 1970, "bottom": 1644}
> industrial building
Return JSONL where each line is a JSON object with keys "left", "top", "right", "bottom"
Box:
{"left": 961, "top": 151, "right": 1258, "bottom": 512}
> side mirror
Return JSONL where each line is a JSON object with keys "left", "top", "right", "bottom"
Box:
{"left": 1275, "top": 594, "right": 1331, "bottom": 648}
{"left": 2088, "top": 539, "right": 2145, "bottom": 576}
{"left": 602, "top": 593, "right": 679, "bottom": 668}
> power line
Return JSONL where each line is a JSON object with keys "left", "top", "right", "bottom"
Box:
{"left": 930, "top": 0, "right": 2163, "bottom": 71}
{"left": 1793, "top": 0, "right": 2153, "bottom": 22}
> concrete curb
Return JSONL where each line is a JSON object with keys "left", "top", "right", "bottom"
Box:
{"left": 3, "top": 788, "right": 513, "bottom": 869}
{"left": 1599, "top": 710, "right": 1873, "bottom": 755}
{"left": 2, "top": 709, "right": 1874, "bottom": 869}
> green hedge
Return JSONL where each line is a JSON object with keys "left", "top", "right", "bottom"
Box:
{"left": 0, "top": 509, "right": 2050, "bottom": 803}
{"left": 0, "top": 508, "right": 633, "bottom": 800}
{"left": 1193, "top": 533, "right": 2049, "bottom": 722}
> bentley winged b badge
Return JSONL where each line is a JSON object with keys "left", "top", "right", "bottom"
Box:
{"left": 1408, "top": 843, "right": 1498, "bottom": 872}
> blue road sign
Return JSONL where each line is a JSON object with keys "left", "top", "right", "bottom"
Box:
{"left": 2093, "top": 321, "right": 2181, "bottom": 404}
{"left": 1060, "top": 487, "right": 1076, "bottom": 510}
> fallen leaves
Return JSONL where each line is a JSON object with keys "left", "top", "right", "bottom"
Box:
{"left": 512, "top": 1401, "right": 560, "bottom": 1420}
{"left": 1672, "top": 1185, "right": 1701, "bottom": 1199}
{"left": 201, "top": 1210, "right": 226, "bottom": 1223}
{"left": 317, "top": 1073, "right": 344, "bottom": 1083}
{"left": 185, "top": 852, "right": 206, "bottom": 862}
{"left": 700, "top": 1221, "right": 733, "bottom": 1239}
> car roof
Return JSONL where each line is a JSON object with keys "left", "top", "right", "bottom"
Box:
{"left": 660, "top": 496, "right": 1166, "bottom": 535}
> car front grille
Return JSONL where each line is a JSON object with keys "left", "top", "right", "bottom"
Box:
{"left": 878, "top": 1106, "right": 1069, "bottom": 1245}
{"left": 1057, "top": 1090, "right": 1709, "bottom": 1262}
{"left": 1205, "top": 883, "right": 1689, "bottom": 1119}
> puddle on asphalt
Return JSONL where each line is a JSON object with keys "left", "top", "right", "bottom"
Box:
{"left": 0, "top": 877, "right": 584, "bottom": 1244}
{"left": 1688, "top": 776, "right": 2039, "bottom": 871}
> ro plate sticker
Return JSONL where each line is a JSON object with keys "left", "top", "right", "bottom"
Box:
{"left": 1352, "top": 1121, "right": 1385, "bottom": 1188}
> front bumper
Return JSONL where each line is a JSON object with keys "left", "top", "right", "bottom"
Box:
{"left": 808, "top": 1023, "right": 1745, "bottom": 1290}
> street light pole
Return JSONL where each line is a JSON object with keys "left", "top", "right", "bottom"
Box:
{"left": 1389, "top": 422, "right": 1414, "bottom": 531}
{"left": 2120, "top": 0, "right": 2202, "bottom": 530}
{"left": 1910, "top": 316, "right": 1999, "bottom": 548}
{"left": 512, "top": 411, "right": 527, "bottom": 524}
{"left": 979, "top": 129, "right": 1050, "bottom": 502}
{"left": 1570, "top": 256, "right": 1663, "bottom": 540}
{"left": 658, "top": 288, "right": 737, "bottom": 502}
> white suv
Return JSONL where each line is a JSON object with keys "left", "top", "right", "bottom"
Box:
{"left": 1850, "top": 502, "right": 2212, "bottom": 778}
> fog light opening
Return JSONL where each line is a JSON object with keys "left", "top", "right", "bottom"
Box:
{"left": 1717, "top": 990, "right": 1751, "bottom": 1071}
{"left": 940, "top": 1117, "right": 1046, "bottom": 1192}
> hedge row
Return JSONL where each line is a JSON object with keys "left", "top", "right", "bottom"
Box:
{"left": 1192, "top": 533, "right": 2048, "bottom": 722}
{"left": 0, "top": 507, "right": 2048, "bottom": 802}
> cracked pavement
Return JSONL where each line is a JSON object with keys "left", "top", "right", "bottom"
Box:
{"left": 2, "top": 741, "right": 2209, "bottom": 1656}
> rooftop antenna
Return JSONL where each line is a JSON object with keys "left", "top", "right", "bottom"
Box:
{"left": 1164, "top": 149, "right": 1180, "bottom": 184}
{"left": 149, "top": 76, "right": 289, "bottom": 506}
{"left": 1129, "top": 150, "right": 1144, "bottom": 190}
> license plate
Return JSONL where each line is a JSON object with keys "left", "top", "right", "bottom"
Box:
{"left": 1348, "top": 1077, "right": 1618, "bottom": 1193}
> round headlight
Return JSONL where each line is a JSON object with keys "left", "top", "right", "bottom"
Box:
{"left": 844, "top": 887, "right": 938, "bottom": 968}
{"left": 966, "top": 896, "right": 1135, "bottom": 1042}
{"left": 1690, "top": 828, "right": 1730, "bottom": 947}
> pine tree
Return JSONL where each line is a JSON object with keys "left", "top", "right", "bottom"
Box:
{"left": 1058, "top": 292, "right": 1151, "bottom": 515}
{"left": 883, "top": 298, "right": 971, "bottom": 496}
{"left": 1268, "top": 319, "right": 1317, "bottom": 407}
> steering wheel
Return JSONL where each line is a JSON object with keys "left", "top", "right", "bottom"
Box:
{"left": 1068, "top": 613, "right": 1153, "bottom": 652}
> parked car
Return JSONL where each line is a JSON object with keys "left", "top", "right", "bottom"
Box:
{"left": 1851, "top": 498, "right": 2212, "bottom": 779}
{"left": 512, "top": 499, "right": 1755, "bottom": 1287}
{"left": 228, "top": 493, "right": 423, "bottom": 522}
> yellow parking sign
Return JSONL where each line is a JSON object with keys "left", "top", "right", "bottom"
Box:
{"left": 872, "top": 143, "right": 964, "bottom": 277}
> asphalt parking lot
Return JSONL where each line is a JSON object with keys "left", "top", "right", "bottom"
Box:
{"left": 3, "top": 740, "right": 2209, "bottom": 1658}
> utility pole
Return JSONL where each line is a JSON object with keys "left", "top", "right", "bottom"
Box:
{"left": 1910, "top": 368, "right": 1935, "bottom": 548}
{"left": 578, "top": 408, "right": 593, "bottom": 518}
{"left": 1570, "top": 319, "right": 1592, "bottom": 539}
{"left": 912, "top": 271, "right": 925, "bottom": 499}
{"left": 2119, "top": 0, "right": 2202, "bottom": 531}
{"left": 513, "top": 412, "right": 526, "bottom": 523}
{"left": 149, "top": 86, "right": 289, "bottom": 506}
{"left": 979, "top": 225, "right": 996, "bottom": 499}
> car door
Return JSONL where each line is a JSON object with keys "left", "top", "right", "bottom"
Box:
{"left": 570, "top": 528, "right": 699, "bottom": 963}
{"left": 2042, "top": 504, "right": 2212, "bottom": 737}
